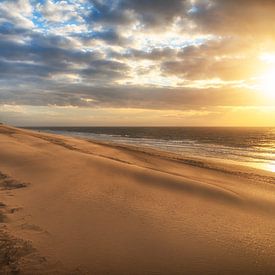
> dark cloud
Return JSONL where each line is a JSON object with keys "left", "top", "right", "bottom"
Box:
{"left": 111, "top": 47, "right": 177, "bottom": 61}
{"left": 191, "top": 0, "right": 275, "bottom": 37}
{"left": 0, "top": 22, "right": 29, "bottom": 35}
{"left": 88, "top": 0, "right": 187, "bottom": 28}
{"left": 0, "top": 32, "right": 118, "bottom": 81}
{"left": 160, "top": 39, "right": 268, "bottom": 81}
{"left": 88, "top": 0, "right": 132, "bottom": 26}
{"left": 81, "top": 59, "right": 130, "bottom": 81}
{"left": 90, "top": 29, "right": 120, "bottom": 42}
{"left": 162, "top": 58, "right": 261, "bottom": 81}
{"left": 0, "top": 83, "right": 268, "bottom": 110}
{"left": 120, "top": 0, "right": 186, "bottom": 27}
{"left": 76, "top": 28, "right": 126, "bottom": 45}
{"left": 86, "top": 0, "right": 275, "bottom": 36}
{"left": 0, "top": 59, "right": 57, "bottom": 78}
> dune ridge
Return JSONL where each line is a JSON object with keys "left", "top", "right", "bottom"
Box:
{"left": 0, "top": 125, "right": 275, "bottom": 274}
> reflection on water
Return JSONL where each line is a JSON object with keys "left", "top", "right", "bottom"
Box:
{"left": 246, "top": 162, "right": 275, "bottom": 173}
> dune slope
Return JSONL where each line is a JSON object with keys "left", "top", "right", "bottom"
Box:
{"left": 0, "top": 125, "right": 275, "bottom": 274}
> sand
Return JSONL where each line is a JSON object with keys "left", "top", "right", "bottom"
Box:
{"left": 0, "top": 125, "right": 275, "bottom": 274}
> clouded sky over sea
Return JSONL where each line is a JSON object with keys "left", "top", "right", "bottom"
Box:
{"left": 1, "top": 0, "right": 275, "bottom": 126}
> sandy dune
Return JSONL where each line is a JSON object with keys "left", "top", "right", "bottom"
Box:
{"left": 0, "top": 125, "right": 275, "bottom": 274}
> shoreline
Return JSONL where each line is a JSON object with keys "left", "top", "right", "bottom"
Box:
{"left": 0, "top": 125, "right": 275, "bottom": 273}
{"left": 28, "top": 127, "right": 275, "bottom": 175}
{"left": 25, "top": 127, "right": 275, "bottom": 185}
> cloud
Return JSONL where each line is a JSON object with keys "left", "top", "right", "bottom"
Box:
{"left": 120, "top": 0, "right": 187, "bottom": 27}
{"left": 0, "top": 0, "right": 275, "bottom": 125}
{"left": 161, "top": 54, "right": 263, "bottom": 81}
{"left": 0, "top": 32, "right": 108, "bottom": 78}
{"left": 77, "top": 28, "right": 125, "bottom": 45}
{"left": 0, "top": 82, "right": 269, "bottom": 111}
{"left": 156, "top": 38, "right": 268, "bottom": 81}
{"left": 87, "top": 0, "right": 187, "bottom": 29}
{"left": 37, "top": 0, "right": 84, "bottom": 23}
{"left": 114, "top": 47, "right": 177, "bottom": 60}
{"left": 81, "top": 59, "right": 130, "bottom": 81}
{"left": 190, "top": 0, "right": 275, "bottom": 38}
{"left": 0, "top": 0, "right": 34, "bottom": 28}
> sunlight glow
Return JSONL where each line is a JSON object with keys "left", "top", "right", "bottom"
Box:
{"left": 266, "top": 163, "right": 275, "bottom": 173}
{"left": 257, "top": 68, "right": 275, "bottom": 99}
{"left": 259, "top": 53, "right": 275, "bottom": 64}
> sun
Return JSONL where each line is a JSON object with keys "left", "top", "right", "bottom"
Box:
{"left": 257, "top": 68, "right": 275, "bottom": 99}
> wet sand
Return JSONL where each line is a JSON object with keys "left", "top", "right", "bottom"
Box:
{"left": 0, "top": 125, "right": 275, "bottom": 274}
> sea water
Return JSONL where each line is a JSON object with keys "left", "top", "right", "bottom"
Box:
{"left": 28, "top": 127, "right": 275, "bottom": 173}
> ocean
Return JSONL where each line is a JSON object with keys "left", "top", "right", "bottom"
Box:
{"left": 28, "top": 127, "right": 275, "bottom": 173}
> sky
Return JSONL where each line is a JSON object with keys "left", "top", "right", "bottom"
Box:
{"left": 0, "top": 0, "right": 275, "bottom": 126}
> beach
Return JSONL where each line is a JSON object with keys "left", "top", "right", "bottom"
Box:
{"left": 0, "top": 124, "right": 275, "bottom": 274}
